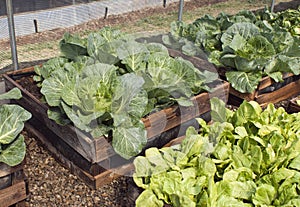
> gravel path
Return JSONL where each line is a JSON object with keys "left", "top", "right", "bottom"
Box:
{"left": 23, "top": 131, "right": 133, "bottom": 207}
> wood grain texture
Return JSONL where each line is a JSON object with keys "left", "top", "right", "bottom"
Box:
{"left": 0, "top": 181, "right": 27, "bottom": 207}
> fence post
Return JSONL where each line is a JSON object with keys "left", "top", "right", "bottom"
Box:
{"left": 178, "top": 0, "right": 184, "bottom": 21}
{"left": 6, "top": 0, "right": 18, "bottom": 71}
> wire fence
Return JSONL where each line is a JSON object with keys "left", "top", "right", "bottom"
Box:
{"left": 0, "top": 0, "right": 179, "bottom": 71}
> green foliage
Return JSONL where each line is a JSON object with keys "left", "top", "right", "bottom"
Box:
{"left": 0, "top": 88, "right": 31, "bottom": 166}
{"left": 133, "top": 98, "right": 300, "bottom": 206}
{"left": 34, "top": 27, "right": 217, "bottom": 159}
{"left": 164, "top": 8, "right": 300, "bottom": 93}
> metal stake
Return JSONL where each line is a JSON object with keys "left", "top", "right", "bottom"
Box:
{"left": 6, "top": 0, "right": 18, "bottom": 70}
{"left": 178, "top": 0, "right": 184, "bottom": 21}
{"left": 270, "top": 0, "right": 275, "bottom": 12}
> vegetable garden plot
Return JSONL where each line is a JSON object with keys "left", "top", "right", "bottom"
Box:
{"left": 0, "top": 163, "right": 27, "bottom": 207}
{"left": 3, "top": 27, "right": 231, "bottom": 188}
{"left": 4, "top": 66, "right": 229, "bottom": 189}
{"left": 162, "top": 7, "right": 300, "bottom": 107}
{"left": 163, "top": 47, "right": 300, "bottom": 108}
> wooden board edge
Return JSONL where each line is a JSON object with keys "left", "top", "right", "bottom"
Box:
{"left": 5, "top": 66, "right": 36, "bottom": 76}
{"left": 0, "top": 181, "right": 27, "bottom": 207}
{"left": 229, "top": 86, "right": 256, "bottom": 101}
{"left": 258, "top": 72, "right": 295, "bottom": 90}
{"left": 256, "top": 78, "right": 300, "bottom": 107}
{"left": 0, "top": 163, "right": 24, "bottom": 178}
{"left": 94, "top": 163, "right": 134, "bottom": 189}
{"left": 144, "top": 81, "right": 229, "bottom": 138}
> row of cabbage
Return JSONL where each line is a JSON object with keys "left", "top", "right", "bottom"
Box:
{"left": 33, "top": 28, "right": 218, "bottom": 159}
{"left": 163, "top": 7, "right": 300, "bottom": 93}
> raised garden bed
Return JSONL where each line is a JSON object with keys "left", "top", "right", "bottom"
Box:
{"left": 169, "top": 49, "right": 300, "bottom": 107}
{"left": 159, "top": 7, "right": 300, "bottom": 108}
{"left": 3, "top": 67, "right": 229, "bottom": 189}
{"left": 217, "top": 69, "right": 300, "bottom": 107}
{"left": 0, "top": 162, "right": 27, "bottom": 207}
{"left": 140, "top": 39, "right": 300, "bottom": 108}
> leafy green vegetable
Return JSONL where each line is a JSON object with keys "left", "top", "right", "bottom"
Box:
{"left": 133, "top": 98, "right": 300, "bottom": 206}
{"left": 60, "top": 33, "right": 87, "bottom": 60}
{"left": 0, "top": 87, "right": 22, "bottom": 100}
{"left": 164, "top": 8, "right": 300, "bottom": 93}
{"left": 0, "top": 88, "right": 31, "bottom": 166}
{"left": 225, "top": 71, "right": 262, "bottom": 93}
{"left": 34, "top": 27, "right": 217, "bottom": 159}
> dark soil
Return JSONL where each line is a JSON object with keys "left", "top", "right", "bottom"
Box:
{"left": 16, "top": 74, "right": 43, "bottom": 99}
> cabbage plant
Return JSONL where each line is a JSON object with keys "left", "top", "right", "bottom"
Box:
{"left": 164, "top": 8, "right": 300, "bottom": 93}
{"left": 0, "top": 88, "right": 31, "bottom": 166}
{"left": 34, "top": 27, "right": 218, "bottom": 159}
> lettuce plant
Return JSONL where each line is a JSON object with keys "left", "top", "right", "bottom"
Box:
{"left": 133, "top": 98, "right": 300, "bottom": 206}
{"left": 0, "top": 88, "right": 31, "bottom": 166}
{"left": 164, "top": 8, "right": 300, "bottom": 93}
{"left": 34, "top": 27, "right": 218, "bottom": 159}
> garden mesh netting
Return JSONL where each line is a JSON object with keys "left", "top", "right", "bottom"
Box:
{"left": 0, "top": 0, "right": 177, "bottom": 70}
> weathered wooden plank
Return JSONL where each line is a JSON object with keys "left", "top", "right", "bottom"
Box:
{"left": 0, "top": 181, "right": 27, "bottom": 207}
{"left": 24, "top": 121, "right": 107, "bottom": 175}
{"left": 228, "top": 74, "right": 300, "bottom": 106}
{"left": 25, "top": 122, "right": 132, "bottom": 189}
{"left": 0, "top": 162, "right": 26, "bottom": 195}
{"left": 93, "top": 163, "right": 134, "bottom": 189}
{"left": 5, "top": 66, "right": 36, "bottom": 76}
{"left": 0, "top": 165, "right": 27, "bottom": 207}
{"left": 257, "top": 72, "right": 294, "bottom": 91}
{"left": 0, "top": 164, "right": 23, "bottom": 178}
{"left": 229, "top": 87, "right": 257, "bottom": 101}
{"left": 144, "top": 81, "right": 229, "bottom": 138}
{"left": 256, "top": 78, "right": 300, "bottom": 107}
{"left": 163, "top": 136, "right": 185, "bottom": 147}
